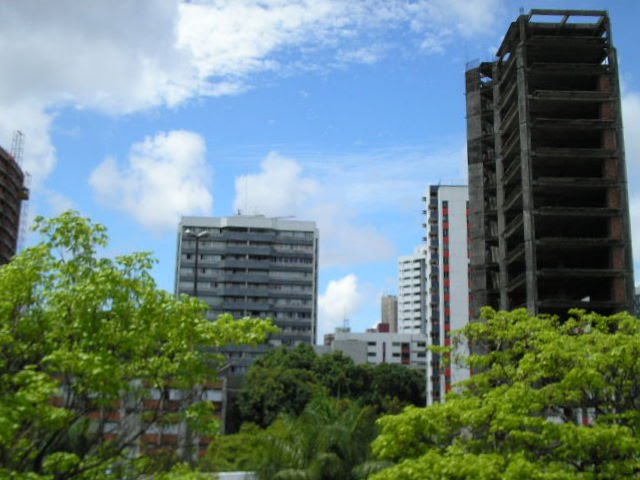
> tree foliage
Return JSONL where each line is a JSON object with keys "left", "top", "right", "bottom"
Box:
{"left": 371, "top": 308, "right": 640, "bottom": 479}
{"left": 238, "top": 344, "right": 426, "bottom": 427}
{"left": 0, "top": 212, "right": 276, "bottom": 479}
{"left": 204, "top": 396, "right": 381, "bottom": 480}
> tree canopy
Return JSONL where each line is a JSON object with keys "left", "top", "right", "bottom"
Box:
{"left": 204, "top": 396, "right": 382, "bottom": 480}
{"left": 371, "top": 307, "right": 640, "bottom": 479}
{"left": 0, "top": 212, "right": 276, "bottom": 479}
{"left": 237, "top": 344, "right": 426, "bottom": 427}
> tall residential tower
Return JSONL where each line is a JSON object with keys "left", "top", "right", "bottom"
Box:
{"left": 175, "top": 215, "right": 318, "bottom": 374}
{"left": 424, "top": 185, "right": 469, "bottom": 404}
{"left": 466, "top": 9, "right": 634, "bottom": 319}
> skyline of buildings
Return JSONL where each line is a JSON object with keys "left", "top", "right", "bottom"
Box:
{"left": 0, "top": 10, "right": 637, "bottom": 354}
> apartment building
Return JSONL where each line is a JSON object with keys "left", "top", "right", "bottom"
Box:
{"left": 424, "top": 185, "right": 470, "bottom": 404}
{"left": 175, "top": 215, "right": 318, "bottom": 374}
{"left": 397, "top": 246, "right": 428, "bottom": 333}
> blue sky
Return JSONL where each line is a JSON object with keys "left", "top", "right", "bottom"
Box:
{"left": 2, "top": 0, "right": 639, "bottom": 341}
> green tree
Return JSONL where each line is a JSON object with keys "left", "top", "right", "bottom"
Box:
{"left": 238, "top": 345, "right": 426, "bottom": 427}
{"left": 363, "top": 363, "right": 426, "bottom": 414}
{"left": 256, "top": 396, "right": 379, "bottom": 480}
{"left": 371, "top": 308, "right": 640, "bottom": 479}
{"left": 0, "top": 211, "right": 276, "bottom": 479}
{"left": 199, "top": 422, "right": 264, "bottom": 472}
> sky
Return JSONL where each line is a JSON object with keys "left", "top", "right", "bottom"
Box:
{"left": 2, "top": 0, "right": 639, "bottom": 342}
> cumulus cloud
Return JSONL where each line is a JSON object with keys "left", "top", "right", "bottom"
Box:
{"left": 89, "top": 130, "right": 212, "bottom": 230}
{"left": 233, "top": 151, "right": 395, "bottom": 267}
{"left": 43, "top": 190, "right": 76, "bottom": 215}
{"left": 234, "top": 152, "right": 319, "bottom": 216}
{"left": 318, "top": 274, "right": 363, "bottom": 338}
{"left": 0, "top": 0, "right": 504, "bottom": 187}
{"left": 0, "top": 102, "right": 56, "bottom": 186}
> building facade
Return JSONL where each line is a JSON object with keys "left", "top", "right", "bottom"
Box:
{"left": 424, "top": 185, "right": 470, "bottom": 404}
{"left": 175, "top": 215, "right": 318, "bottom": 374}
{"left": 397, "top": 247, "right": 428, "bottom": 333}
{"left": 324, "top": 330, "right": 428, "bottom": 370}
{"left": 466, "top": 9, "right": 635, "bottom": 320}
{"left": 0, "top": 145, "right": 29, "bottom": 264}
{"left": 380, "top": 294, "right": 398, "bottom": 333}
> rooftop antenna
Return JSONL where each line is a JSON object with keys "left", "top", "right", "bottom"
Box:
{"left": 342, "top": 307, "right": 350, "bottom": 330}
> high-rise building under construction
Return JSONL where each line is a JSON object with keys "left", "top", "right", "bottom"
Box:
{"left": 466, "top": 9, "right": 634, "bottom": 319}
{"left": 0, "top": 144, "right": 29, "bottom": 265}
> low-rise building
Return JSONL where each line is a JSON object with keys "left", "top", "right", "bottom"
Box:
{"left": 324, "top": 330, "right": 428, "bottom": 369}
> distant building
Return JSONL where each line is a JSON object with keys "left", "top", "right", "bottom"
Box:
{"left": 51, "top": 380, "right": 224, "bottom": 461}
{"left": 0, "top": 144, "right": 29, "bottom": 264}
{"left": 424, "top": 185, "right": 470, "bottom": 404}
{"left": 634, "top": 286, "right": 640, "bottom": 317}
{"left": 324, "top": 330, "right": 428, "bottom": 369}
{"left": 466, "top": 9, "right": 635, "bottom": 318}
{"left": 175, "top": 215, "right": 319, "bottom": 375}
{"left": 380, "top": 294, "right": 398, "bottom": 332}
{"left": 397, "top": 246, "right": 428, "bottom": 333}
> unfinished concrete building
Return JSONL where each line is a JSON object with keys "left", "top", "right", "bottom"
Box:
{"left": 466, "top": 9, "right": 635, "bottom": 319}
{"left": 0, "top": 144, "right": 29, "bottom": 265}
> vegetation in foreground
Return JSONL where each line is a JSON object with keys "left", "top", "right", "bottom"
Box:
{"left": 371, "top": 307, "right": 640, "bottom": 479}
{"left": 0, "top": 212, "right": 276, "bottom": 479}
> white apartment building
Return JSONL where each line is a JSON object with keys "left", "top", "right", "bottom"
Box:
{"left": 397, "top": 246, "right": 428, "bottom": 334}
{"left": 325, "top": 330, "right": 428, "bottom": 369}
{"left": 424, "top": 185, "right": 470, "bottom": 404}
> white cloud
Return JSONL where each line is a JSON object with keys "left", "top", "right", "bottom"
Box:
{"left": 0, "top": 102, "right": 56, "bottom": 186}
{"left": 318, "top": 274, "right": 363, "bottom": 339}
{"left": 233, "top": 151, "right": 396, "bottom": 267}
{"left": 0, "top": 0, "right": 504, "bottom": 187}
{"left": 44, "top": 190, "right": 76, "bottom": 215}
{"left": 234, "top": 152, "right": 319, "bottom": 216}
{"left": 89, "top": 130, "right": 212, "bottom": 230}
{"left": 308, "top": 203, "right": 396, "bottom": 268}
